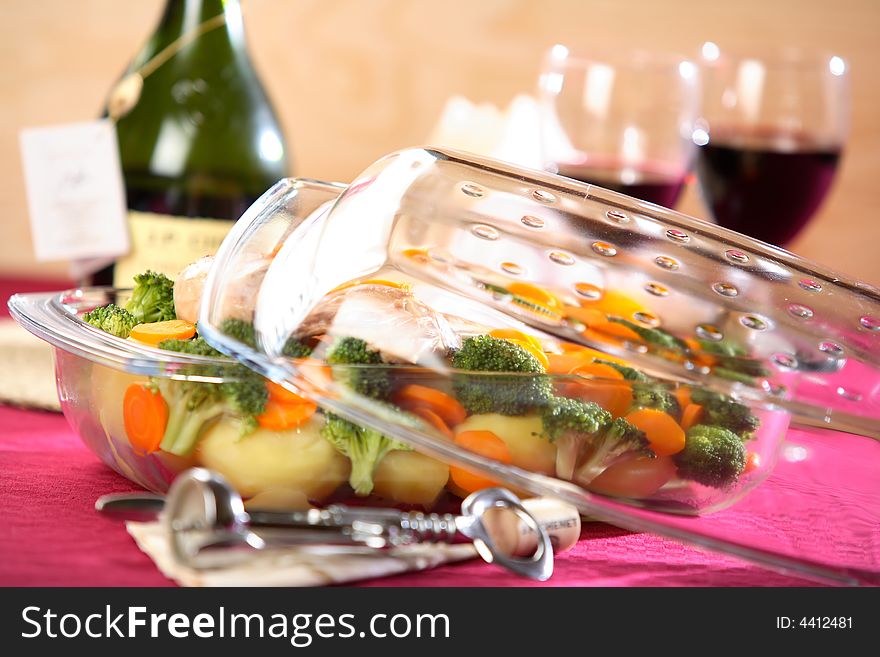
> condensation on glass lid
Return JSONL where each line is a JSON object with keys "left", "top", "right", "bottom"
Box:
{"left": 574, "top": 282, "right": 603, "bottom": 300}
{"left": 654, "top": 256, "right": 680, "bottom": 271}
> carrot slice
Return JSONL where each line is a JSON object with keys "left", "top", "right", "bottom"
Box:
{"left": 744, "top": 451, "right": 762, "bottom": 474}
{"left": 256, "top": 398, "right": 317, "bottom": 431}
{"left": 265, "top": 380, "right": 309, "bottom": 405}
{"left": 394, "top": 384, "right": 467, "bottom": 427}
{"left": 579, "top": 289, "right": 647, "bottom": 320}
{"left": 564, "top": 306, "right": 607, "bottom": 328}
{"left": 684, "top": 337, "right": 718, "bottom": 366}
{"left": 408, "top": 406, "right": 454, "bottom": 439}
{"left": 680, "top": 403, "right": 704, "bottom": 431}
{"left": 591, "top": 320, "right": 644, "bottom": 342}
{"left": 507, "top": 282, "right": 562, "bottom": 309}
{"left": 123, "top": 384, "right": 169, "bottom": 454}
{"left": 564, "top": 380, "right": 633, "bottom": 418}
{"left": 674, "top": 386, "right": 692, "bottom": 410}
{"left": 569, "top": 361, "right": 624, "bottom": 380}
{"left": 625, "top": 408, "right": 686, "bottom": 456}
{"left": 449, "top": 430, "right": 512, "bottom": 494}
{"left": 488, "top": 328, "right": 544, "bottom": 352}
{"left": 129, "top": 319, "right": 196, "bottom": 345}
{"left": 547, "top": 352, "right": 592, "bottom": 374}
{"left": 552, "top": 343, "right": 629, "bottom": 366}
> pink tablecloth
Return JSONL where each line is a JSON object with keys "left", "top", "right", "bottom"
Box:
{"left": 1, "top": 278, "right": 871, "bottom": 586}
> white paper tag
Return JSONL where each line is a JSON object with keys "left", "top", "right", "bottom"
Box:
{"left": 19, "top": 119, "right": 129, "bottom": 262}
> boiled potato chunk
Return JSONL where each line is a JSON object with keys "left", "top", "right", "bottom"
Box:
{"left": 455, "top": 413, "right": 556, "bottom": 474}
{"left": 373, "top": 450, "right": 449, "bottom": 507}
{"left": 198, "top": 416, "right": 349, "bottom": 500}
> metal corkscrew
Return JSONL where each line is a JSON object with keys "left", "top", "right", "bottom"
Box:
{"left": 97, "top": 468, "right": 581, "bottom": 580}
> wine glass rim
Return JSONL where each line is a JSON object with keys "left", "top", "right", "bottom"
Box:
{"left": 543, "top": 43, "right": 696, "bottom": 72}
{"left": 700, "top": 42, "right": 848, "bottom": 73}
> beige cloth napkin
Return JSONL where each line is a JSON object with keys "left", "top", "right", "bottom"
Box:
{"left": 127, "top": 521, "right": 477, "bottom": 586}
{"left": 0, "top": 319, "right": 60, "bottom": 411}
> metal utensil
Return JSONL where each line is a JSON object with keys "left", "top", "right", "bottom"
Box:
{"left": 98, "top": 468, "right": 566, "bottom": 580}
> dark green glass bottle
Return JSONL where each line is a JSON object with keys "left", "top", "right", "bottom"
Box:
{"left": 94, "top": 0, "right": 289, "bottom": 286}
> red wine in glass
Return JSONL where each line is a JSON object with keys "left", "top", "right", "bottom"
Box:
{"left": 694, "top": 129, "right": 841, "bottom": 246}
{"left": 556, "top": 162, "right": 687, "bottom": 208}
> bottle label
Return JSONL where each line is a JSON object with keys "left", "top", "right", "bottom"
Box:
{"left": 112, "top": 211, "right": 235, "bottom": 287}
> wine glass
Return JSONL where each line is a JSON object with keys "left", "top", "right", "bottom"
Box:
{"left": 538, "top": 44, "right": 699, "bottom": 208}
{"left": 693, "top": 43, "right": 850, "bottom": 246}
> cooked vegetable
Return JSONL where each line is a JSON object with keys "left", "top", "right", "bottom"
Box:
{"left": 123, "top": 383, "right": 169, "bottom": 454}
{"left": 83, "top": 304, "right": 138, "bottom": 338}
{"left": 698, "top": 338, "right": 771, "bottom": 380}
{"left": 689, "top": 388, "right": 760, "bottom": 438}
{"left": 455, "top": 413, "right": 556, "bottom": 474}
{"left": 592, "top": 359, "right": 649, "bottom": 382}
{"left": 407, "top": 406, "right": 454, "bottom": 439}
{"left": 624, "top": 407, "right": 686, "bottom": 456}
{"left": 265, "top": 380, "right": 308, "bottom": 405}
{"left": 320, "top": 413, "right": 412, "bottom": 495}
{"left": 449, "top": 430, "right": 513, "bottom": 494}
{"left": 607, "top": 316, "right": 688, "bottom": 351}
{"left": 256, "top": 397, "right": 317, "bottom": 431}
{"left": 198, "top": 416, "right": 349, "bottom": 500}
{"left": 373, "top": 450, "right": 450, "bottom": 506}
{"left": 394, "top": 384, "right": 466, "bottom": 428}
{"left": 487, "top": 328, "right": 544, "bottom": 351}
{"left": 157, "top": 335, "right": 221, "bottom": 356}
{"left": 564, "top": 375, "right": 633, "bottom": 419}
{"left": 219, "top": 317, "right": 257, "bottom": 348}
{"left": 451, "top": 335, "right": 552, "bottom": 416}
{"left": 129, "top": 319, "right": 196, "bottom": 345}
{"left": 588, "top": 455, "right": 677, "bottom": 498}
{"left": 541, "top": 396, "right": 612, "bottom": 479}
{"left": 282, "top": 338, "right": 313, "bottom": 358}
{"left": 573, "top": 417, "right": 655, "bottom": 486}
{"left": 630, "top": 381, "right": 682, "bottom": 419}
{"left": 325, "top": 336, "right": 392, "bottom": 401}
{"left": 674, "top": 424, "right": 746, "bottom": 488}
{"left": 153, "top": 336, "right": 268, "bottom": 455}
{"left": 680, "top": 403, "right": 704, "bottom": 431}
{"left": 126, "top": 270, "right": 176, "bottom": 323}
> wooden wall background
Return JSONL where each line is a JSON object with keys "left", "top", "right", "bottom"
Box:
{"left": 2, "top": 0, "right": 878, "bottom": 283}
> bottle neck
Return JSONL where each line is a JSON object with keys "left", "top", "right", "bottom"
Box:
{"left": 144, "top": 0, "right": 244, "bottom": 58}
{"left": 157, "top": 0, "right": 240, "bottom": 33}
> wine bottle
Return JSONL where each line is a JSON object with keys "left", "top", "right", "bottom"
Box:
{"left": 93, "top": 0, "right": 289, "bottom": 287}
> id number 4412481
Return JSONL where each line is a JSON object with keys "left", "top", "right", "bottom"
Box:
{"left": 776, "top": 617, "right": 853, "bottom": 629}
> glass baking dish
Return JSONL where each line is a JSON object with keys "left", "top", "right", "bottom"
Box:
{"left": 9, "top": 153, "right": 880, "bottom": 583}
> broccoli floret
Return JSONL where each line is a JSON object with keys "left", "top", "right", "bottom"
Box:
{"left": 82, "top": 304, "right": 137, "bottom": 338}
{"left": 220, "top": 318, "right": 257, "bottom": 348}
{"left": 126, "top": 270, "right": 176, "bottom": 323}
{"left": 593, "top": 358, "right": 649, "bottom": 382}
{"left": 690, "top": 389, "right": 760, "bottom": 438}
{"left": 282, "top": 338, "right": 313, "bottom": 358}
{"left": 158, "top": 336, "right": 222, "bottom": 356}
{"left": 325, "top": 336, "right": 392, "bottom": 400}
{"left": 631, "top": 382, "right": 682, "bottom": 419}
{"left": 608, "top": 316, "right": 688, "bottom": 351}
{"left": 451, "top": 335, "right": 552, "bottom": 416}
{"left": 712, "top": 367, "right": 759, "bottom": 386}
{"left": 674, "top": 424, "right": 746, "bottom": 488}
{"left": 321, "top": 413, "right": 412, "bottom": 495}
{"left": 574, "top": 417, "right": 655, "bottom": 486}
{"left": 154, "top": 337, "right": 268, "bottom": 454}
{"left": 541, "top": 396, "right": 612, "bottom": 479}
{"left": 698, "top": 338, "right": 770, "bottom": 380}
